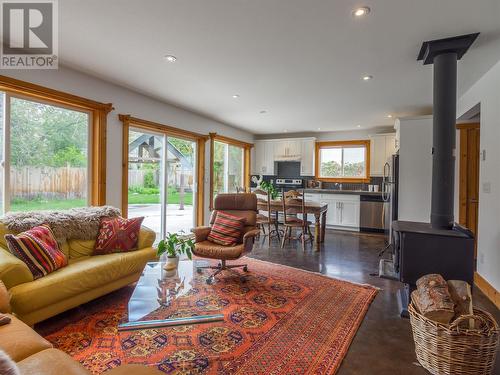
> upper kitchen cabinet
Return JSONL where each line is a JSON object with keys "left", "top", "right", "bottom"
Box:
{"left": 253, "top": 137, "right": 316, "bottom": 176}
{"left": 300, "top": 138, "right": 315, "bottom": 176}
{"left": 370, "top": 133, "right": 397, "bottom": 176}
{"left": 253, "top": 140, "right": 275, "bottom": 175}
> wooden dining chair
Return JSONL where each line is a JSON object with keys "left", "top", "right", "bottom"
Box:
{"left": 254, "top": 188, "right": 279, "bottom": 245}
{"left": 281, "top": 189, "right": 314, "bottom": 251}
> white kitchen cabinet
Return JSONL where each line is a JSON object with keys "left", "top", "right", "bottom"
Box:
{"left": 263, "top": 142, "right": 275, "bottom": 175}
{"left": 300, "top": 138, "right": 315, "bottom": 176}
{"left": 385, "top": 134, "right": 397, "bottom": 159}
{"left": 338, "top": 200, "right": 360, "bottom": 227}
{"left": 252, "top": 137, "right": 316, "bottom": 176}
{"left": 370, "top": 133, "right": 397, "bottom": 176}
{"left": 253, "top": 140, "right": 275, "bottom": 175}
{"left": 320, "top": 194, "right": 360, "bottom": 230}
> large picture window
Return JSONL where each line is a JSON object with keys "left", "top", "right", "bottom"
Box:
{"left": 0, "top": 75, "right": 111, "bottom": 215}
{"left": 7, "top": 96, "right": 90, "bottom": 211}
{"left": 315, "top": 140, "right": 370, "bottom": 182}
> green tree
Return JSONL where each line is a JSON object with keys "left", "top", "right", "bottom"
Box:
{"left": 10, "top": 97, "right": 88, "bottom": 168}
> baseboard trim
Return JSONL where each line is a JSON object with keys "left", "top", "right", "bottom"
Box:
{"left": 474, "top": 272, "right": 500, "bottom": 309}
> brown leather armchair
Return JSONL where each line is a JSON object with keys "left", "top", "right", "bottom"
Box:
{"left": 192, "top": 193, "right": 260, "bottom": 284}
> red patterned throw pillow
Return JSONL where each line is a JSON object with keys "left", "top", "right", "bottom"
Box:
{"left": 208, "top": 211, "right": 246, "bottom": 246}
{"left": 5, "top": 224, "right": 67, "bottom": 280}
{"left": 94, "top": 216, "right": 144, "bottom": 255}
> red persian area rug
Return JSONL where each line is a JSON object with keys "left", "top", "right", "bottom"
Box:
{"left": 41, "top": 258, "right": 377, "bottom": 374}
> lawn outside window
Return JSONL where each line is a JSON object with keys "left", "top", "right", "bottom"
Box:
{"left": 315, "top": 140, "right": 371, "bottom": 183}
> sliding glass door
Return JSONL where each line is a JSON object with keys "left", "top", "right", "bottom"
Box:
{"left": 127, "top": 128, "right": 196, "bottom": 239}
{"left": 213, "top": 140, "right": 244, "bottom": 198}
{"left": 0, "top": 92, "right": 91, "bottom": 215}
{"left": 165, "top": 136, "right": 196, "bottom": 234}
{"left": 127, "top": 128, "right": 164, "bottom": 237}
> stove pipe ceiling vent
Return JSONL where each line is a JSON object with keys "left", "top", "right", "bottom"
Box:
{"left": 417, "top": 33, "right": 480, "bottom": 230}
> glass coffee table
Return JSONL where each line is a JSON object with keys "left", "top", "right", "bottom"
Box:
{"left": 118, "top": 259, "right": 224, "bottom": 331}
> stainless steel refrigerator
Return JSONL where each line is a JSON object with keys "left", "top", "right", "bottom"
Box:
{"left": 382, "top": 153, "right": 399, "bottom": 241}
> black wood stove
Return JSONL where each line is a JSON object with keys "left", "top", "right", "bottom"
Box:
{"left": 393, "top": 33, "right": 479, "bottom": 317}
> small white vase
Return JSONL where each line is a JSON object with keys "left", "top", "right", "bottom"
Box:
{"left": 163, "top": 255, "right": 179, "bottom": 271}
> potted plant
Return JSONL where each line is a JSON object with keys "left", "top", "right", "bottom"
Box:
{"left": 260, "top": 180, "right": 279, "bottom": 200}
{"left": 157, "top": 232, "right": 194, "bottom": 271}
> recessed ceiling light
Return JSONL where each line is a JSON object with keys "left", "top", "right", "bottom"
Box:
{"left": 357, "top": 124, "right": 362, "bottom": 128}
{"left": 362, "top": 75, "right": 373, "bottom": 81}
{"left": 352, "top": 6, "right": 370, "bottom": 17}
{"left": 232, "top": 94, "right": 240, "bottom": 99}
{"left": 317, "top": 128, "right": 321, "bottom": 131}
{"left": 284, "top": 129, "right": 288, "bottom": 133}
{"left": 387, "top": 114, "right": 393, "bottom": 118}
{"left": 260, "top": 110, "right": 267, "bottom": 114}
{"left": 164, "top": 55, "right": 177, "bottom": 63}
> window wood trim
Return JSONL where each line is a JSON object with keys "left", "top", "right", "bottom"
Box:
{"left": 209, "top": 133, "right": 253, "bottom": 210}
{"left": 0, "top": 75, "right": 113, "bottom": 206}
{"left": 315, "top": 140, "right": 371, "bottom": 183}
{"left": 119, "top": 114, "right": 208, "bottom": 226}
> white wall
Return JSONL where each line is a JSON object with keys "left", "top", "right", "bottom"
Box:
{"left": 0, "top": 67, "right": 253, "bottom": 224}
{"left": 396, "top": 116, "right": 433, "bottom": 222}
{"left": 458, "top": 59, "right": 500, "bottom": 292}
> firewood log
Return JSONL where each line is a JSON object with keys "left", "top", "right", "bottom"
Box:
{"left": 447, "top": 280, "right": 474, "bottom": 328}
{"left": 413, "top": 274, "right": 455, "bottom": 324}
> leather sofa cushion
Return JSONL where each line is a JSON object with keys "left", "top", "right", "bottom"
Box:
{"left": 0, "top": 314, "right": 52, "bottom": 362}
{"left": 0, "top": 223, "right": 70, "bottom": 258}
{"left": 194, "top": 241, "right": 244, "bottom": 260}
{"left": 68, "top": 227, "right": 156, "bottom": 258}
{"left": 10, "top": 247, "right": 156, "bottom": 314}
{"left": 17, "top": 348, "right": 89, "bottom": 375}
{"left": 0, "top": 248, "right": 33, "bottom": 289}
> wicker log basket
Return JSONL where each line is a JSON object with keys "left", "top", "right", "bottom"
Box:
{"left": 409, "top": 302, "right": 499, "bottom": 375}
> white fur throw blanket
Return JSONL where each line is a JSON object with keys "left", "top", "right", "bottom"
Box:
{"left": 1, "top": 206, "right": 121, "bottom": 243}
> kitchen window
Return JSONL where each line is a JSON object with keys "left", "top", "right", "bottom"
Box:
{"left": 315, "top": 140, "right": 370, "bottom": 182}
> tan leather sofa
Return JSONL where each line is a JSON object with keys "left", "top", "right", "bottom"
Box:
{"left": 0, "top": 283, "right": 161, "bottom": 375}
{"left": 0, "top": 221, "right": 157, "bottom": 326}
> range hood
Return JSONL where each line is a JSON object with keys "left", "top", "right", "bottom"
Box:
{"left": 275, "top": 150, "right": 302, "bottom": 161}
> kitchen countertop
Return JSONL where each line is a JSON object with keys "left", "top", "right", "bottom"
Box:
{"left": 303, "top": 188, "right": 384, "bottom": 196}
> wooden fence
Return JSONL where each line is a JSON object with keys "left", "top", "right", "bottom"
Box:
{"left": 10, "top": 166, "right": 87, "bottom": 199}
{"left": 128, "top": 168, "right": 194, "bottom": 189}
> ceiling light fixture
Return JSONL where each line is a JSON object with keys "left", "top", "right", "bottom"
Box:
{"left": 284, "top": 129, "right": 288, "bottom": 133}
{"left": 260, "top": 110, "right": 267, "bottom": 114}
{"left": 232, "top": 94, "right": 240, "bottom": 99}
{"left": 357, "top": 124, "right": 362, "bottom": 128}
{"left": 362, "top": 75, "right": 373, "bottom": 81}
{"left": 352, "top": 6, "right": 370, "bottom": 17}
{"left": 317, "top": 128, "right": 321, "bottom": 131}
{"left": 164, "top": 55, "right": 177, "bottom": 63}
{"left": 387, "top": 114, "right": 393, "bottom": 118}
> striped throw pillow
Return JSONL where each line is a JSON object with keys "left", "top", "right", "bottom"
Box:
{"left": 5, "top": 224, "right": 67, "bottom": 280}
{"left": 208, "top": 212, "right": 246, "bottom": 246}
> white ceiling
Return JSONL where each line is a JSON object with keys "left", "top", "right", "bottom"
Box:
{"left": 59, "top": 0, "right": 500, "bottom": 134}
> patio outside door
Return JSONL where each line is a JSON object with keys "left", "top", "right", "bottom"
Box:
{"left": 127, "top": 128, "right": 196, "bottom": 240}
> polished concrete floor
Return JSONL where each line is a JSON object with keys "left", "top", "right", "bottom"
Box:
{"left": 249, "top": 230, "right": 500, "bottom": 375}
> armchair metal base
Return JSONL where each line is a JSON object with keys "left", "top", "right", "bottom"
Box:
{"left": 196, "top": 260, "right": 249, "bottom": 284}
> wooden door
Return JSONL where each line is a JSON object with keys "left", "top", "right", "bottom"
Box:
{"left": 458, "top": 123, "right": 480, "bottom": 259}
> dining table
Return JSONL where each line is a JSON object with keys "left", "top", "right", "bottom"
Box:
{"left": 257, "top": 199, "right": 328, "bottom": 251}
